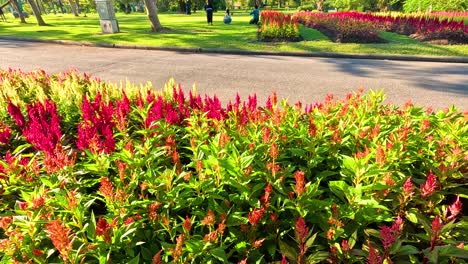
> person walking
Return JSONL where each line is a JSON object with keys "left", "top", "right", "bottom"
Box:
{"left": 249, "top": 4, "right": 259, "bottom": 24}
{"left": 205, "top": 0, "right": 213, "bottom": 25}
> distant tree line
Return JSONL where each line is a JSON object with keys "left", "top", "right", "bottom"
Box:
{"left": 297, "top": 0, "right": 467, "bottom": 12}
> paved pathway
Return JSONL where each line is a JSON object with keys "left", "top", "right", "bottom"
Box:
{"left": 1, "top": 39, "right": 467, "bottom": 109}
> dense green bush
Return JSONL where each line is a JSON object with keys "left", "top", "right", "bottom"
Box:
{"left": 296, "top": 4, "right": 316, "bottom": 11}
{"left": 403, "top": 0, "right": 468, "bottom": 12}
{"left": 0, "top": 69, "right": 467, "bottom": 263}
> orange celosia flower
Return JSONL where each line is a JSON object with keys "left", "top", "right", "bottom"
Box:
{"left": 45, "top": 219, "right": 72, "bottom": 261}
{"left": 202, "top": 210, "right": 216, "bottom": 226}
{"left": 99, "top": 177, "right": 114, "bottom": 200}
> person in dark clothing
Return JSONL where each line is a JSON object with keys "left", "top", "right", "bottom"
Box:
{"left": 249, "top": 4, "right": 259, "bottom": 24}
{"left": 186, "top": 0, "right": 191, "bottom": 15}
{"left": 204, "top": 0, "right": 213, "bottom": 25}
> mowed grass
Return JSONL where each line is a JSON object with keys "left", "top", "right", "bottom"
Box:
{"left": 0, "top": 12, "right": 467, "bottom": 56}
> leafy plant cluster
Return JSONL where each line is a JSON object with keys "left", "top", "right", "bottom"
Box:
{"left": 402, "top": 0, "right": 468, "bottom": 13}
{"left": 294, "top": 11, "right": 383, "bottom": 43}
{"left": 0, "top": 68, "right": 467, "bottom": 263}
{"left": 294, "top": 11, "right": 468, "bottom": 44}
{"left": 259, "top": 11, "right": 300, "bottom": 42}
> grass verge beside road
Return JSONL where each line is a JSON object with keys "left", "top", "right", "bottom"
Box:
{"left": 0, "top": 12, "right": 467, "bottom": 57}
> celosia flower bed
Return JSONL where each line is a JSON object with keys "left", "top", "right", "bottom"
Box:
{"left": 295, "top": 11, "right": 468, "bottom": 44}
{"left": 260, "top": 11, "right": 300, "bottom": 42}
{"left": 294, "top": 11, "right": 384, "bottom": 43}
{"left": 0, "top": 69, "right": 467, "bottom": 263}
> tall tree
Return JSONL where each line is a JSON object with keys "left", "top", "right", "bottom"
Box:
{"left": 144, "top": 0, "right": 163, "bottom": 32}
{"left": 10, "top": 0, "right": 26, "bottom": 23}
{"left": 26, "top": 0, "right": 47, "bottom": 25}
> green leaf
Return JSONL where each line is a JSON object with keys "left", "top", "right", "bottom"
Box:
{"left": 87, "top": 211, "right": 96, "bottom": 239}
{"left": 306, "top": 251, "right": 329, "bottom": 264}
{"left": 342, "top": 155, "right": 357, "bottom": 174}
{"left": 235, "top": 241, "right": 248, "bottom": 251}
{"left": 329, "top": 181, "right": 350, "bottom": 203}
{"left": 127, "top": 255, "right": 140, "bottom": 264}
{"left": 349, "top": 229, "right": 358, "bottom": 249}
{"left": 211, "top": 247, "right": 228, "bottom": 263}
{"left": 120, "top": 227, "right": 137, "bottom": 242}
{"left": 240, "top": 154, "right": 255, "bottom": 168}
{"left": 306, "top": 232, "right": 317, "bottom": 248}
{"left": 279, "top": 239, "right": 298, "bottom": 261}
{"left": 396, "top": 245, "right": 419, "bottom": 256}
{"left": 405, "top": 209, "right": 418, "bottom": 224}
{"left": 438, "top": 246, "right": 468, "bottom": 259}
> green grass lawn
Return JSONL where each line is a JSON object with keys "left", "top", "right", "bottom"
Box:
{"left": 0, "top": 12, "right": 467, "bottom": 56}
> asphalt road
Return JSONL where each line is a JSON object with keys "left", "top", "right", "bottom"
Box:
{"left": 1, "top": 39, "right": 467, "bottom": 110}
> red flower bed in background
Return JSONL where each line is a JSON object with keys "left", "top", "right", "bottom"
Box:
{"left": 294, "top": 11, "right": 384, "bottom": 43}
{"left": 294, "top": 11, "right": 468, "bottom": 44}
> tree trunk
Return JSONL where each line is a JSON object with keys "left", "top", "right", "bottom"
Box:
{"left": 10, "top": 0, "right": 27, "bottom": 23}
{"left": 27, "top": 0, "right": 46, "bottom": 25}
{"left": 68, "top": 0, "right": 79, "bottom": 16}
{"left": 74, "top": 0, "right": 79, "bottom": 13}
{"left": 143, "top": 0, "right": 163, "bottom": 32}
{"left": 316, "top": 0, "right": 323, "bottom": 11}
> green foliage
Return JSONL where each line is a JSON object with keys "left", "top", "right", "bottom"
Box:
{"left": 297, "top": 4, "right": 316, "bottom": 11}
{"left": 403, "top": 0, "right": 468, "bottom": 12}
{"left": 0, "top": 69, "right": 467, "bottom": 263}
{"left": 330, "top": 0, "right": 373, "bottom": 11}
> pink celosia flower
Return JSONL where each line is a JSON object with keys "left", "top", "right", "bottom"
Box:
{"left": 391, "top": 215, "right": 403, "bottom": 234}
{"left": 380, "top": 226, "right": 395, "bottom": 250}
{"left": 448, "top": 195, "right": 462, "bottom": 220}
{"left": 77, "top": 93, "right": 116, "bottom": 154}
{"left": 7, "top": 101, "right": 25, "bottom": 128}
{"left": 0, "top": 123, "right": 11, "bottom": 144}
{"left": 295, "top": 216, "right": 309, "bottom": 244}
{"left": 15, "top": 99, "right": 62, "bottom": 155}
{"left": 430, "top": 216, "right": 443, "bottom": 251}
{"left": 421, "top": 170, "right": 437, "bottom": 198}
{"left": 341, "top": 239, "right": 350, "bottom": 252}
{"left": 403, "top": 177, "right": 414, "bottom": 198}
{"left": 367, "top": 243, "right": 382, "bottom": 264}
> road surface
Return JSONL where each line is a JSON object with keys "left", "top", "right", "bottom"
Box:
{"left": 1, "top": 39, "right": 467, "bottom": 110}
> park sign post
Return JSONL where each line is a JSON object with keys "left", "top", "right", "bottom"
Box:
{"left": 95, "top": 0, "right": 119, "bottom": 33}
